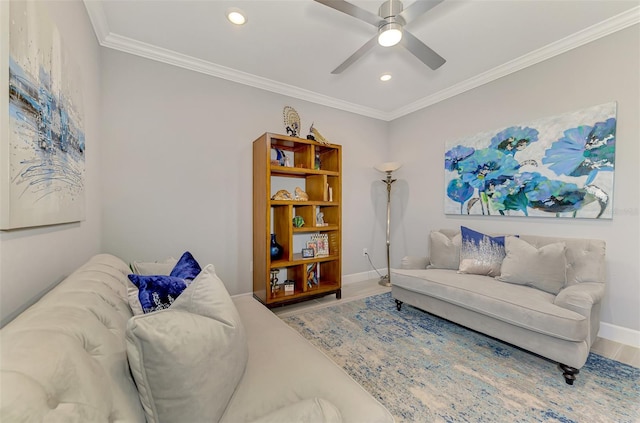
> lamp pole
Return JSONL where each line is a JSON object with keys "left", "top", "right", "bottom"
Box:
{"left": 379, "top": 170, "right": 397, "bottom": 287}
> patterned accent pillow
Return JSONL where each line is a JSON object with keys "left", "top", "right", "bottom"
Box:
{"left": 458, "top": 226, "right": 507, "bottom": 277}
{"left": 128, "top": 275, "right": 189, "bottom": 313}
{"left": 170, "top": 251, "right": 202, "bottom": 280}
{"left": 128, "top": 251, "right": 202, "bottom": 314}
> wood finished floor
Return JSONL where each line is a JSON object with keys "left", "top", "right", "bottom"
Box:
{"left": 273, "top": 279, "right": 640, "bottom": 369}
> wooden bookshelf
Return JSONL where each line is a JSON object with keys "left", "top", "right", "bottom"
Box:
{"left": 252, "top": 133, "right": 342, "bottom": 307}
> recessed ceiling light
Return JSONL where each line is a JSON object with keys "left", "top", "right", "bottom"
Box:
{"left": 380, "top": 74, "right": 392, "bottom": 82}
{"left": 227, "top": 8, "right": 247, "bottom": 25}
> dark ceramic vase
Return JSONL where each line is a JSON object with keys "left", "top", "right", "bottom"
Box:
{"left": 270, "top": 234, "right": 284, "bottom": 260}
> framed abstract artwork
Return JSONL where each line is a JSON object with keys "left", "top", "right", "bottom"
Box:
{"left": 1, "top": 1, "right": 85, "bottom": 230}
{"left": 444, "top": 102, "right": 616, "bottom": 219}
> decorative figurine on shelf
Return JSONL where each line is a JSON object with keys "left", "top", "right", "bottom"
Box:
{"left": 270, "top": 234, "right": 283, "bottom": 260}
{"left": 306, "top": 262, "right": 319, "bottom": 288}
{"left": 271, "top": 189, "right": 292, "bottom": 200}
{"left": 275, "top": 149, "right": 286, "bottom": 166}
{"left": 270, "top": 269, "right": 279, "bottom": 294}
{"left": 292, "top": 215, "right": 305, "bottom": 228}
{"left": 284, "top": 156, "right": 291, "bottom": 167}
{"left": 314, "top": 153, "right": 321, "bottom": 170}
{"left": 316, "top": 211, "right": 325, "bottom": 226}
{"left": 306, "top": 124, "right": 315, "bottom": 141}
{"left": 294, "top": 187, "right": 309, "bottom": 201}
{"left": 283, "top": 106, "right": 301, "bottom": 137}
{"left": 310, "top": 123, "right": 330, "bottom": 145}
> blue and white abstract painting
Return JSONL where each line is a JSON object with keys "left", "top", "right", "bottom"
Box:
{"left": 444, "top": 102, "right": 616, "bottom": 219}
{"left": 1, "top": 1, "right": 85, "bottom": 229}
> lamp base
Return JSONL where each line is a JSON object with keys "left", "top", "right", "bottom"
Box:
{"left": 378, "top": 274, "right": 391, "bottom": 287}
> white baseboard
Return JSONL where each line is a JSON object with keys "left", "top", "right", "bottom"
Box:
{"left": 598, "top": 322, "right": 640, "bottom": 348}
{"left": 342, "top": 270, "right": 382, "bottom": 285}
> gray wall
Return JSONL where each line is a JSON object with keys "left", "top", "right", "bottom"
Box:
{"left": 99, "top": 49, "right": 390, "bottom": 296}
{"left": 388, "top": 25, "right": 640, "bottom": 336}
{"left": 0, "top": 1, "right": 103, "bottom": 325}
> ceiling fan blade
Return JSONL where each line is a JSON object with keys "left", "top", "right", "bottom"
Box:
{"left": 399, "top": 0, "right": 444, "bottom": 24}
{"left": 313, "top": 0, "right": 383, "bottom": 27}
{"left": 401, "top": 30, "right": 446, "bottom": 70}
{"left": 331, "top": 35, "right": 378, "bottom": 74}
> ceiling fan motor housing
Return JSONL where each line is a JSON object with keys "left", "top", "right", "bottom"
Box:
{"left": 378, "top": 0, "right": 405, "bottom": 25}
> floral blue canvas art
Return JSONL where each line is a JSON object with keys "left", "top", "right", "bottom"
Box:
{"left": 444, "top": 102, "right": 616, "bottom": 219}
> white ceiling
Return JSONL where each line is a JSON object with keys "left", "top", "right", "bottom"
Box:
{"left": 84, "top": 0, "right": 640, "bottom": 121}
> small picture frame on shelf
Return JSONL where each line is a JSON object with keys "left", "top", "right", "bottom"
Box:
{"left": 301, "top": 248, "right": 315, "bottom": 259}
{"left": 306, "top": 240, "right": 318, "bottom": 257}
{"left": 311, "top": 233, "right": 329, "bottom": 257}
{"left": 284, "top": 279, "right": 295, "bottom": 295}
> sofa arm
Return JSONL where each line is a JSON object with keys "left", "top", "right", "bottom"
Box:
{"left": 401, "top": 256, "right": 429, "bottom": 270}
{"left": 554, "top": 283, "right": 605, "bottom": 318}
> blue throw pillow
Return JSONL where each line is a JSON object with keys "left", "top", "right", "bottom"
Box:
{"left": 170, "top": 251, "right": 202, "bottom": 280}
{"left": 459, "top": 226, "right": 507, "bottom": 277}
{"left": 128, "top": 274, "right": 189, "bottom": 313}
{"left": 128, "top": 251, "right": 202, "bottom": 313}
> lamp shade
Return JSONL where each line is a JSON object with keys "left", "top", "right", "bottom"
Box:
{"left": 374, "top": 162, "right": 402, "bottom": 173}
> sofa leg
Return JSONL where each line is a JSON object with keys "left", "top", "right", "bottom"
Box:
{"left": 559, "top": 363, "right": 579, "bottom": 385}
{"left": 395, "top": 299, "right": 403, "bottom": 311}
{"left": 336, "top": 289, "right": 342, "bottom": 300}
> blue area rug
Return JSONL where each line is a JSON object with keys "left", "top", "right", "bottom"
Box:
{"left": 283, "top": 292, "right": 640, "bottom": 422}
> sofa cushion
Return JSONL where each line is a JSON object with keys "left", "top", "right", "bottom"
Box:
{"left": 392, "top": 268, "right": 587, "bottom": 341}
{"left": 497, "top": 236, "right": 567, "bottom": 294}
{"left": 126, "top": 264, "right": 248, "bottom": 423}
{"left": 247, "top": 398, "right": 342, "bottom": 423}
{"left": 427, "top": 230, "right": 461, "bottom": 270}
{"left": 458, "top": 226, "right": 507, "bottom": 277}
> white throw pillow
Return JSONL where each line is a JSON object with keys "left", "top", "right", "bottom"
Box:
{"left": 126, "top": 264, "right": 248, "bottom": 423}
{"left": 497, "top": 236, "right": 568, "bottom": 294}
{"left": 131, "top": 257, "right": 178, "bottom": 275}
{"left": 427, "top": 231, "right": 461, "bottom": 270}
{"left": 128, "top": 257, "right": 178, "bottom": 315}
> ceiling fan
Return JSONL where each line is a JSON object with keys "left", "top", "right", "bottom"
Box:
{"left": 313, "top": 0, "right": 446, "bottom": 74}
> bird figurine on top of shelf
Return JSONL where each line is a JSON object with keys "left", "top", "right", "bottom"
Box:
{"left": 308, "top": 123, "right": 330, "bottom": 145}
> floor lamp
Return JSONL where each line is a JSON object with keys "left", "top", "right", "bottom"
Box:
{"left": 375, "top": 162, "right": 401, "bottom": 287}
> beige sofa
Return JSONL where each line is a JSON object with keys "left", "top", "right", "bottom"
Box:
{"left": 0, "top": 254, "right": 393, "bottom": 422}
{"left": 391, "top": 229, "right": 606, "bottom": 385}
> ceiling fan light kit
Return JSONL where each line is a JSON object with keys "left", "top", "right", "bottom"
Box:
{"left": 314, "top": 0, "right": 446, "bottom": 74}
{"left": 377, "top": 0, "right": 404, "bottom": 47}
{"left": 378, "top": 22, "right": 403, "bottom": 47}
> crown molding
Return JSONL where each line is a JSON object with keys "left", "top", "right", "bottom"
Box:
{"left": 101, "top": 32, "right": 390, "bottom": 121}
{"left": 84, "top": 2, "right": 639, "bottom": 122}
{"left": 388, "top": 6, "right": 640, "bottom": 121}
{"left": 83, "top": 0, "right": 110, "bottom": 42}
